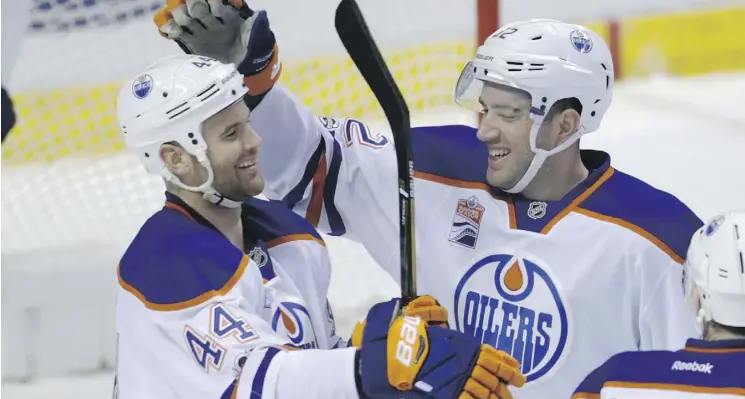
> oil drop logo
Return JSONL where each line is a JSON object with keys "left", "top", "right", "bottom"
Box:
{"left": 454, "top": 253, "right": 572, "bottom": 383}
{"left": 271, "top": 302, "right": 319, "bottom": 349}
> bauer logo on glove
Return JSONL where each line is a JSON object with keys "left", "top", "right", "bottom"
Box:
{"left": 388, "top": 315, "right": 429, "bottom": 390}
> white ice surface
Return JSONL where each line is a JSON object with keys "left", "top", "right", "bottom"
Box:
{"left": 3, "top": 72, "right": 745, "bottom": 398}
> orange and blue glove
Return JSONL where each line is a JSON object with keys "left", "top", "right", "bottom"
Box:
{"left": 350, "top": 295, "right": 449, "bottom": 348}
{"left": 353, "top": 297, "right": 526, "bottom": 399}
{"left": 153, "top": 0, "right": 280, "bottom": 98}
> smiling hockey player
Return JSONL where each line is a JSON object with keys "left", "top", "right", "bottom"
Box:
{"left": 113, "top": 54, "right": 525, "bottom": 399}
{"left": 150, "top": 1, "right": 704, "bottom": 398}
{"left": 572, "top": 211, "right": 745, "bottom": 398}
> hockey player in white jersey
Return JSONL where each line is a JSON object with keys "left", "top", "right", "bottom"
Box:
{"left": 572, "top": 210, "right": 745, "bottom": 398}
{"left": 113, "top": 53, "right": 526, "bottom": 398}
{"left": 150, "top": 2, "right": 703, "bottom": 398}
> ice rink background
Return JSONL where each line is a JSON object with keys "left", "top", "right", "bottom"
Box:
{"left": 3, "top": 71, "right": 745, "bottom": 399}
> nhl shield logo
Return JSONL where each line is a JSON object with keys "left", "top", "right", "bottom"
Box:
{"left": 449, "top": 196, "right": 485, "bottom": 249}
{"left": 248, "top": 246, "right": 269, "bottom": 268}
{"left": 528, "top": 201, "right": 547, "bottom": 220}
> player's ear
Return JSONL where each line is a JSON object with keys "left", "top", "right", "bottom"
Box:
{"left": 160, "top": 142, "right": 191, "bottom": 176}
{"left": 556, "top": 108, "right": 581, "bottom": 142}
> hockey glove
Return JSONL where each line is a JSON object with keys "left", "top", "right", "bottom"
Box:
{"left": 153, "top": 0, "right": 281, "bottom": 96}
{"left": 355, "top": 299, "right": 526, "bottom": 399}
{"left": 350, "top": 296, "right": 449, "bottom": 348}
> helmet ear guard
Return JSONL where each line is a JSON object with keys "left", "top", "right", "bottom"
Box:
{"left": 117, "top": 55, "right": 249, "bottom": 207}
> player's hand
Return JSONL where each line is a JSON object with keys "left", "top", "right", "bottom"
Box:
{"left": 354, "top": 299, "right": 526, "bottom": 399}
{"left": 404, "top": 294, "right": 449, "bottom": 327}
{"left": 153, "top": 0, "right": 281, "bottom": 95}
{"left": 349, "top": 296, "right": 449, "bottom": 348}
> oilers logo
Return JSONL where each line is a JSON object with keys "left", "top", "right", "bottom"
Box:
{"left": 132, "top": 74, "right": 153, "bottom": 99}
{"left": 454, "top": 252, "right": 572, "bottom": 383}
{"left": 704, "top": 215, "right": 724, "bottom": 236}
{"left": 449, "top": 196, "right": 485, "bottom": 249}
{"left": 570, "top": 30, "right": 593, "bottom": 53}
{"left": 271, "top": 302, "right": 319, "bottom": 349}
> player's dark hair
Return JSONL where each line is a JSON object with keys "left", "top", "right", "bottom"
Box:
{"left": 545, "top": 97, "right": 583, "bottom": 122}
{"left": 711, "top": 320, "right": 745, "bottom": 338}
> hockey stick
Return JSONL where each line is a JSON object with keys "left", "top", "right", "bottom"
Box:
{"left": 334, "top": 0, "right": 417, "bottom": 306}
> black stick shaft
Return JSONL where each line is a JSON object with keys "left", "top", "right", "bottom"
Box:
{"left": 334, "top": 0, "right": 417, "bottom": 304}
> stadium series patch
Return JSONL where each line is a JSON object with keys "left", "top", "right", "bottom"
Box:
{"left": 448, "top": 196, "right": 485, "bottom": 249}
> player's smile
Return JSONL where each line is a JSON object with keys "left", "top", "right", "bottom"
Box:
{"left": 488, "top": 147, "right": 511, "bottom": 170}
{"left": 235, "top": 158, "right": 258, "bottom": 178}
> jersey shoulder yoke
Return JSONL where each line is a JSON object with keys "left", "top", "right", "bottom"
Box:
{"left": 118, "top": 207, "right": 248, "bottom": 311}
{"left": 580, "top": 168, "right": 703, "bottom": 262}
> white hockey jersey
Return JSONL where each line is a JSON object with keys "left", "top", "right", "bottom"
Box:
{"left": 572, "top": 338, "right": 745, "bottom": 398}
{"left": 115, "top": 192, "right": 360, "bottom": 399}
{"left": 251, "top": 84, "right": 704, "bottom": 398}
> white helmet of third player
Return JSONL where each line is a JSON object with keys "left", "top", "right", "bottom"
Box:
{"left": 116, "top": 54, "right": 248, "bottom": 207}
{"left": 454, "top": 19, "right": 614, "bottom": 193}
{"left": 684, "top": 211, "right": 745, "bottom": 333}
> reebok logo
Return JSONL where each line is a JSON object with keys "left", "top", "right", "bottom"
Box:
{"left": 671, "top": 360, "right": 714, "bottom": 374}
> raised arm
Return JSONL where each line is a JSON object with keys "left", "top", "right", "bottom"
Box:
{"left": 252, "top": 85, "right": 401, "bottom": 280}
{"left": 153, "top": 2, "right": 402, "bottom": 281}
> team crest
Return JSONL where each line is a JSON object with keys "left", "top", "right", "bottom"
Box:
{"left": 704, "top": 215, "right": 725, "bottom": 236}
{"left": 449, "top": 196, "right": 485, "bottom": 249}
{"left": 570, "top": 30, "right": 593, "bottom": 53}
{"left": 231, "top": 350, "right": 250, "bottom": 378}
{"left": 454, "top": 251, "right": 573, "bottom": 383}
{"left": 271, "top": 302, "right": 319, "bottom": 349}
{"left": 132, "top": 74, "right": 153, "bottom": 99}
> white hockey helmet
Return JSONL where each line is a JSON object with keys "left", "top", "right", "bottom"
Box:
{"left": 684, "top": 211, "right": 745, "bottom": 333}
{"left": 116, "top": 54, "right": 248, "bottom": 207}
{"left": 454, "top": 19, "right": 614, "bottom": 193}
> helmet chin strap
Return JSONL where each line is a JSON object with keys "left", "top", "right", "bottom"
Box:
{"left": 161, "top": 149, "right": 245, "bottom": 209}
{"left": 697, "top": 308, "right": 708, "bottom": 339}
{"left": 502, "top": 120, "right": 583, "bottom": 194}
{"left": 695, "top": 290, "right": 711, "bottom": 339}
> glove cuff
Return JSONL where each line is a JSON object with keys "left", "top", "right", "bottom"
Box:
{"left": 241, "top": 42, "right": 282, "bottom": 96}
{"left": 354, "top": 349, "right": 372, "bottom": 399}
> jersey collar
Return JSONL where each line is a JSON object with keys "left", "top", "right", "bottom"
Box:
{"left": 164, "top": 191, "right": 221, "bottom": 232}
{"left": 684, "top": 338, "right": 745, "bottom": 351}
{"left": 493, "top": 150, "right": 613, "bottom": 233}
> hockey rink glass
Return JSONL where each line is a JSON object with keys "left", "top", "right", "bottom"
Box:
{"left": 454, "top": 61, "right": 544, "bottom": 117}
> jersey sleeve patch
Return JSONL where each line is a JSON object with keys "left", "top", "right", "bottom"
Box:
{"left": 411, "top": 125, "right": 488, "bottom": 184}
{"left": 242, "top": 198, "right": 325, "bottom": 246}
{"left": 118, "top": 210, "right": 248, "bottom": 311}
{"left": 578, "top": 169, "right": 703, "bottom": 263}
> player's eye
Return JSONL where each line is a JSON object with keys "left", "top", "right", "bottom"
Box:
{"left": 224, "top": 130, "right": 237, "bottom": 140}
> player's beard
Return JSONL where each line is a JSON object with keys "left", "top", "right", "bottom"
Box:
{"left": 212, "top": 161, "right": 265, "bottom": 202}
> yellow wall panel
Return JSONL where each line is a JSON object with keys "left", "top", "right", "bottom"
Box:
{"left": 620, "top": 7, "right": 745, "bottom": 77}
